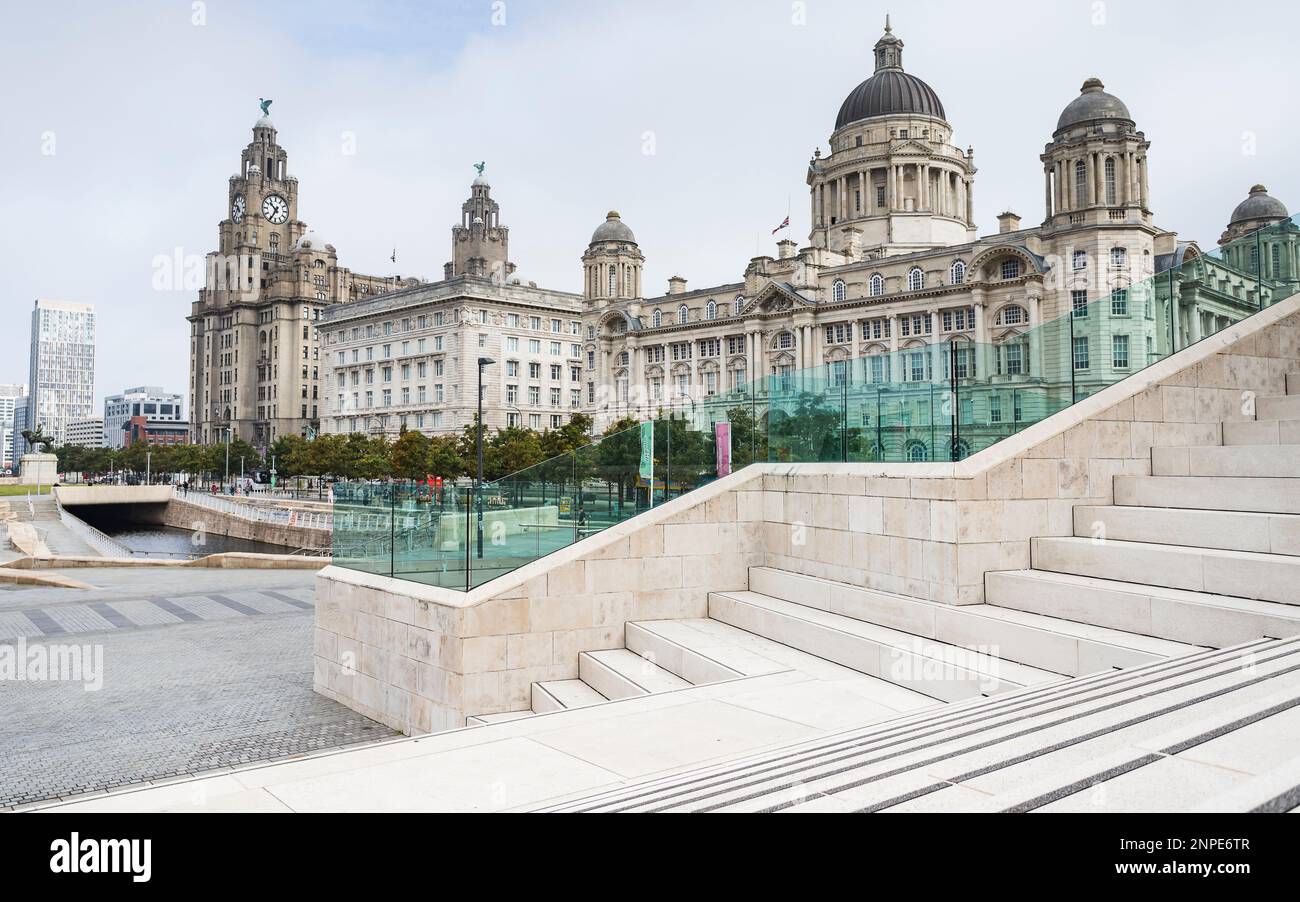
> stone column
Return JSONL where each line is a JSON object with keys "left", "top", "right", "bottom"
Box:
{"left": 1139, "top": 158, "right": 1149, "bottom": 210}
{"left": 1044, "top": 166, "right": 1054, "bottom": 219}
{"left": 965, "top": 178, "right": 974, "bottom": 225}
{"left": 972, "top": 288, "right": 989, "bottom": 379}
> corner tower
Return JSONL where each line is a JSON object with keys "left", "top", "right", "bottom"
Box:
{"left": 582, "top": 211, "right": 644, "bottom": 308}
{"left": 808, "top": 17, "right": 977, "bottom": 260}
{"left": 1041, "top": 78, "right": 1152, "bottom": 231}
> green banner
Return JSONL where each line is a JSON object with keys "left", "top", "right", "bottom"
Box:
{"left": 639, "top": 420, "right": 654, "bottom": 481}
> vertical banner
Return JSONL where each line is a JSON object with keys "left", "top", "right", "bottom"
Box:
{"left": 715, "top": 421, "right": 733, "bottom": 477}
{"left": 639, "top": 420, "right": 655, "bottom": 507}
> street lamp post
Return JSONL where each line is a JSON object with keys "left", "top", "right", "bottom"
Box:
{"left": 475, "top": 357, "right": 495, "bottom": 561}
{"left": 224, "top": 427, "right": 231, "bottom": 491}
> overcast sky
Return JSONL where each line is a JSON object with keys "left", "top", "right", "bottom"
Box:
{"left": 2, "top": 0, "right": 1297, "bottom": 407}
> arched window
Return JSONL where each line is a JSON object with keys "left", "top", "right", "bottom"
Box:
{"left": 908, "top": 267, "right": 924, "bottom": 291}
{"left": 905, "top": 440, "right": 929, "bottom": 462}
{"left": 1104, "top": 157, "right": 1117, "bottom": 205}
{"left": 608, "top": 267, "right": 617, "bottom": 297}
{"left": 997, "top": 304, "right": 1027, "bottom": 326}
{"left": 734, "top": 295, "right": 745, "bottom": 315}
{"left": 869, "top": 273, "right": 885, "bottom": 296}
{"left": 950, "top": 260, "right": 966, "bottom": 285}
{"left": 652, "top": 309, "right": 662, "bottom": 328}
{"left": 776, "top": 332, "right": 794, "bottom": 350}
{"left": 831, "top": 279, "right": 847, "bottom": 302}
{"left": 705, "top": 300, "right": 717, "bottom": 320}
{"left": 678, "top": 304, "right": 689, "bottom": 324}
{"left": 1000, "top": 258, "right": 1021, "bottom": 280}
{"left": 1110, "top": 247, "right": 1127, "bottom": 270}
{"left": 269, "top": 233, "right": 280, "bottom": 255}
{"left": 1074, "top": 160, "right": 1088, "bottom": 208}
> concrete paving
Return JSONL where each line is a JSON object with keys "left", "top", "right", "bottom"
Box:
{"left": 0, "top": 567, "right": 397, "bottom": 809}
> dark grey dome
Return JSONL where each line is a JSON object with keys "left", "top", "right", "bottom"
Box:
{"left": 1056, "top": 78, "right": 1132, "bottom": 132}
{"left": 1230, "top": 185, "right": 1289, "bottom": 225}
{"left": 835, "top": 19, "right": 945, "bottom": 131}
{"left": 836, "top": 69, "right": 946, "bottom": 129}
{"left": 591, "top": 210, "right": 636, "bottom": 244}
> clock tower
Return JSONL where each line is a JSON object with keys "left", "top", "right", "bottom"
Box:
{"left": 188, "top": 103, "right": 407, "bottom": 450}
{"left": 220, "top": 111, "right": 304, "bottom": 260}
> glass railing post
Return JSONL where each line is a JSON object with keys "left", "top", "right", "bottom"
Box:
{"left": 1069, "top": 302, "right": 1078, "bottom": 404}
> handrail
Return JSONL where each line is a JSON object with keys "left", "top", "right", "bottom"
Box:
{"left": 53, "top": 492, "right": 134, "bottom": 559}
{"left": 175, "top": 489, "right": 335, "bottom": 531}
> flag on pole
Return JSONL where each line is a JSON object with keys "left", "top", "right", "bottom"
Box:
{"left": 771, "top": 216, "right": 790, "bottom": 235}
{"left": 639, "top": 420, "right": 655, "bottom": 506}
{"left": 715, "top": 422, "right": 733, "bottom": 477}
{"left": 391, "top": 248, "right": 397, "bottom": 263}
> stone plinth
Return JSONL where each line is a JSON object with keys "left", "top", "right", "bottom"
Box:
{"left": 18, "top": 453, "right": 58, "bottom": 486}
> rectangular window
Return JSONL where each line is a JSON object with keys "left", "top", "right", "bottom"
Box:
{"left": 1111, "top": 289, "right": 1128, "bottom": 316}
{"left": 1073, "top": 336, "right": 1090, "bottom": 371}
{"left": 1113, "top": 334, "right": 1130, "bottom": 369}
{"left": 1071, "top": 290, "right": 1089, "bottom": 318}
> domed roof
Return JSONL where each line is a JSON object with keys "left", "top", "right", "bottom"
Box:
{"left": 254, "top": 115, "right": 276, "bottom": 130}
{"left": 1230, "top": 185, "right": 1289, "bottom": 225}
{"left": 835, "top": 19, "right": 946, "bottom": 130}
{"left": 592, "top": 211, "right": 636, "bottom": 244}
{"left": 1056, "top": 78, "right": 1132, "bottom": 132}
{"left": 472, "top": 174, "right": 490, "bottom": 188}
{"left": 293, "top": 230, "right": 331, "bottom": 253}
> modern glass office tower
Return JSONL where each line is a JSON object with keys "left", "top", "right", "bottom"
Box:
{"left": 27, "top": 299, "right": 96, "bottom": 447}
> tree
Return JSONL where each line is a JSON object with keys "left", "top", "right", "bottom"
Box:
{"left": 390, "top": 429, "right": 433, "bottom": 480}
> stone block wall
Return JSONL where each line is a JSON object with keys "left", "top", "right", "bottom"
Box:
{"left": 314, "top": 470, "right": 765, "bottom": 733}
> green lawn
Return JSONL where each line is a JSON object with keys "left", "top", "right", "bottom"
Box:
{"left": 0, "top": 484, "right": 53, "bottom": 496}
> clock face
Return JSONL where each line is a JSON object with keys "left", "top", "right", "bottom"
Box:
{"left": 231, "top": 194, "right": 246, "bottom": 223}
{"left": 262, "top": 194, "right": 289, "bottom": 224}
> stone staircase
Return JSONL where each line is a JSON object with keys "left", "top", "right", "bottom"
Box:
{"left": 540, "top": 636, "right": 1300, "bottom": 812}
{"left": 473, "top": 373, "right": 1300, "bottom": 742}
{"left": 0, "top": 495, "right": 97, "bottom": 559}
{"left": 987, "top": 371, "right": 1300, "bottom": 648}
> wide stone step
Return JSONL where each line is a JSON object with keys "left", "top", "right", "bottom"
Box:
{"left": 747, "top": 566, "right": 1191, "bottom": 677}
{"left": 546, "top": 639, "right": 1300, "bottom": 813}
{"left": 623, "top": 622, "right": 745, "bottom": 685}
{"left": 466, "top": 711, "right": 535, "bottom": 727}
{"left": 1152, "top": 444, "right": 1300, "bottom": 478}
{"left": 1073, "top": 505, "right": 1300, "bottom": 556}
{"left": 1032, "top": 536, "right": 1300, "bottom": 605}
{"left": 531, "top": 679, "right": 607, "bottom": 714}
{"left": 1114, "top": 475, "right": 1300, "bottom": 515}
{"left": 708, "top": 590, "right": 1063, "bottom": 702}
{"left": 1259, "top": 394, "right": 1300, "bottom": 419}
{"left": 578, "top": 648, "right": 691, "bottom": 700}
{"left": 1222, "top": 418, "right": 1300, "bottom": 446}
{"left": 986, "top": 569, "right": 1300, "bottom": 647}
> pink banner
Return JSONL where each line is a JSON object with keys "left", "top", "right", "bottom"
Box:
{"left": 715, "top": 422, "right": 733, "bottom": 477}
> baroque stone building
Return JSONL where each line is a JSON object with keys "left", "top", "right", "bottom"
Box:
{"left": 211, "top": 21, "right": 1295, "bottom": 453}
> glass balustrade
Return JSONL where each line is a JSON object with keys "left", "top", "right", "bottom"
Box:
{"left": 333, "top": 216, "right": 1300, "bottom": 590}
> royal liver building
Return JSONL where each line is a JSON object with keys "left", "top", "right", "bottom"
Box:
{"left": 309, "top": 20, "right": 1296, "bottom": 451}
